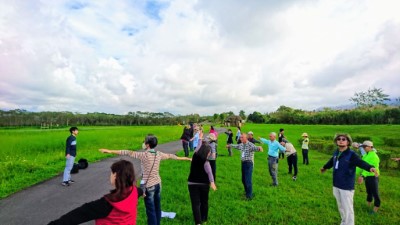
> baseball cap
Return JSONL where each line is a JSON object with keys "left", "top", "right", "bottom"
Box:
{"left": 362, "top": 141, "right": 373, "bottom": 147}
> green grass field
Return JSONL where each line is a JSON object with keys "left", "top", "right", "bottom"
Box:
{"left": 1, "top": 124, "right": 400, "bottom": 224}
{"left": 0, "top": 126, "right": 184, "bottom": 198}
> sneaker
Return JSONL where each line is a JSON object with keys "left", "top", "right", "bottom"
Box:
{"left": 61, "top": 181, "right": 70, "bottom": 186}
{"left": 68, "top": 180, "right": 75, "bottom": 184}
{"left": 292, "top": 176, "right": 297, "bottom": 181}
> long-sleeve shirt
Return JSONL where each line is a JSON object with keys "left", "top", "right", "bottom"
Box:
{"left": 248, "top": 137, "right": 260, "bottom": 144}
{"left": 48, "top": 187, "right": 143, "bottom": 225}
{"left": 225, "top": 132, "right": 233, "bottom": 144}
{"left": 189, "top": 141, "right": 214, "bottom": 184}
{"left": 323, "top": 148, "right": 373, "bottom": 190}
{"left": 65, "top": 135, "right": 77, "bottom": 157}
{"left": 208, "top": 142, "right": 217, "bottom": 160}
{"left": 260, "top": 138, "right": 286, "bottom": 157}
{"left": 302, "top": 138, "right": 309, "bottom": 150}
{"left": 120, "top": 150, "right": 177, "bottom": 188}
{"left": 356, "top": 150, "right": 380, "bottom": 177}
{"left": 231, "top": 141, "right": 261, "bottom": 162}
{"left": 284, "top": 143, "right": 297, "bottom": 156}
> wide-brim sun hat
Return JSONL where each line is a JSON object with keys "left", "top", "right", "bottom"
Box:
{"left": 333, "top": 133, "right": 353, "bottom": 146}
{"left": 302, "top": 133, "right": 308, "bottom": 137}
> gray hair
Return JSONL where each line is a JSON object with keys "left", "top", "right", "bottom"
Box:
{"left": 270, "top": 132, "right": 277, "bottom": 137}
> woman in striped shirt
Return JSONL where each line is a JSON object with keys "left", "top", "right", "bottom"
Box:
{"left": 100, "top": 135, "right": 191, "bottom": 225}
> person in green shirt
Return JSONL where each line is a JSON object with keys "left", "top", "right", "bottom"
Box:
{"left": 356, "top": 141, "right": 381, "bottom": 214}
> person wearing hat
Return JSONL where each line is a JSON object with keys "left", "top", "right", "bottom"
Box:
{"left": 207, "top": 133, "right": 218, "bottom": 182}
{"left": 321, "top": 134, "right": 378, "bottom": 225}
{"left": 247, "top": 131, "right": 260, "bottom": 144}
{"left": 301, "top": 133, "right": 310, "bottom": 165}
{"left": 280, "top": 139, "right": 298, "bottom": 181}
{"left": 356, "top": 141, "right": 381, "bottom": 214}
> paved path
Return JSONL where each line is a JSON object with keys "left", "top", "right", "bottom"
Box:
{"left": 0, "top": 128, "right": 226, "bottom": 225}
{"left": 0, "top": 140, "right": 183, "bottom": 225}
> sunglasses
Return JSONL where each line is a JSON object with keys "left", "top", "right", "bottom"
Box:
{"left": 336, "top": 137, "right": 347, "bottom": 141}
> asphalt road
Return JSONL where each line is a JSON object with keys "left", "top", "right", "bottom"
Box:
{"left": 0, "top": 140, "right": 183, "bottom": 225}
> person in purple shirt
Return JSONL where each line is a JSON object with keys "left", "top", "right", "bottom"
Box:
{"left": 188, "top": 140, "right": 217, "bottom": 225}
{"left": 260, "top": 132, "right": 286, "bottom": 186}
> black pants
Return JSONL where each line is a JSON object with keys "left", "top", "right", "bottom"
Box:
{"left": 182, "top": 140, "right": 189, "bottom": 157}
{"left": 302, "top": 149, "right": 309, "bottom": 165}
{"left": 365, "top": 176, "right": 380, "bottom": 207}
{"left": 287, "top": 153, "right": 298, "bottom": 176}
{"left": 188, "top": 184, "right": 210, "bottom": 224}
{"left": 279, "top": 152, "right": 285, "bottom": 159}
{"left": 209, "top": 160, "right": 216, "bottom": 182}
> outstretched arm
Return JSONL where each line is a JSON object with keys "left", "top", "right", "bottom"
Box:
{"left": 99, "top": 149, "right": 138, "bottom": 158}
{"left": 99, "top": 149, "right": 122, "bottom": 154}
{"left": 48, "top": 197, "right": 112, "bottom": 225}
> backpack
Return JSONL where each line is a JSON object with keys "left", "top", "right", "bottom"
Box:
{"left": 71, "top": 163, "right": 80, "bottom": 174}
{"left": 78, "top": 158, "right": 89, "bottom": 169}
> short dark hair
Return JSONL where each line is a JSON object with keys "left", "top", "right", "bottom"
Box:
{"left": 69, "top": 127, "right": 78, "bottom": 133}
{"left": 279, "top": 128, "right": 284, "bottom": 132}
{"left": 195, "top": 141, "right": 211, "bottom": 160}
{"left": 145, "top": 135, "right": 158, "bottom": 149}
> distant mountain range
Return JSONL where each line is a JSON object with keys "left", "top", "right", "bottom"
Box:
{"left": 316, "top": 98, "right": 400, "bottom": 111}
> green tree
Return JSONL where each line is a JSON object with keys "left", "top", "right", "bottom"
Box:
{"left": 213, "top": 113, "right": 219, "bottom": 122}
{"left": 239, "top": 110, "right": 246, "bottom": 120}
{"left": 349, "top": 87, "right": 390, "bottom": 107}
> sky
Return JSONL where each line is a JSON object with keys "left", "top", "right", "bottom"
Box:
{"left": 1, "top": 0, "right": 400, "bottom": 115}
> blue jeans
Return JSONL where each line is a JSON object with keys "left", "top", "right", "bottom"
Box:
{"left": 144, "top": 183, "right": 161, "bottom": 225}
{"left": 268, "top": 156, "right": 278, "bottom": 185}
{"left": 189, "top": 140, "right": 194, "bottom": 151}
{"left": 241, "top": 161, "right": 253, "bottom": 198}
{"left": 63, "top": 156, "right": 75, "bottom": 182}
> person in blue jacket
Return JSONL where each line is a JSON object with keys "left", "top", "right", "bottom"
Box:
{"left": 321, "top": 133, "right": 377, "bottom": 225}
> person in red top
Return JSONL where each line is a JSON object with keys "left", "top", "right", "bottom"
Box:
{"left": 48, "top": 160, "right": 143, "bottom": 225}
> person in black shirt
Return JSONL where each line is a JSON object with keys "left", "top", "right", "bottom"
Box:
{"left": 62, "top": 127, "right": 78, "bottom": 186}
{"left": 225, "top": 129, "right": 234, "bottom": 156}
{"left": 278, "top": 128, "right": 285, "bottom": 159}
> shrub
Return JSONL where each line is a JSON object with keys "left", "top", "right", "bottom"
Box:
{"left": 383, "top": 138, "right": 400, "bottom": 147}
{"left": 378, "top": 149, "right": 392, "bottom": 170}
{"left": 352, "top": 136, "right": 372, "bottom": 143}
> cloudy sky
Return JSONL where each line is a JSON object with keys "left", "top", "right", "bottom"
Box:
{"left": 1, "top": 0, "right": 399, "bottom": 115}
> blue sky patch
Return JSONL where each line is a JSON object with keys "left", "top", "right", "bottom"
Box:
{"left": 66, "top": 1, "right": 88, "bottom": 10}
{"left": 122, "top": 26, "right": 140, "bottom": 36}
{"left": 145, "top": 0, "right": 169, "bottom": 21}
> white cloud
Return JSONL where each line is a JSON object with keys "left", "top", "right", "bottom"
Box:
{"left": 0, "top": 0, "right": 400, "bottom": 115}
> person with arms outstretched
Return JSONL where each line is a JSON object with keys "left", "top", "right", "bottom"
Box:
{"left": 99, "top": 135, "right": 191, "bottom": 225}
{"left": 321, "top": 134, "right": 378, "bottom": 225}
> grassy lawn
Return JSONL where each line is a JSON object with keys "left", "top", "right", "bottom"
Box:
{"left": 0, "top": 126, "right": 184, "bottom": 198}
{"left": 1, "top": 124, "right": 399, "bottom": 224}
{"left": 136, "top": 124, "right": 400, "bottom": 225}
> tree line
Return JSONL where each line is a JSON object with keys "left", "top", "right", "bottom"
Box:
{"left": 1, "top": 88, "right": 398, "bottom": 127}
{"left": 1, "top": 105, "right": 399, "bottom": 128}
{"left": 246, "top": 105, "right": 400, "bottom": 125}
